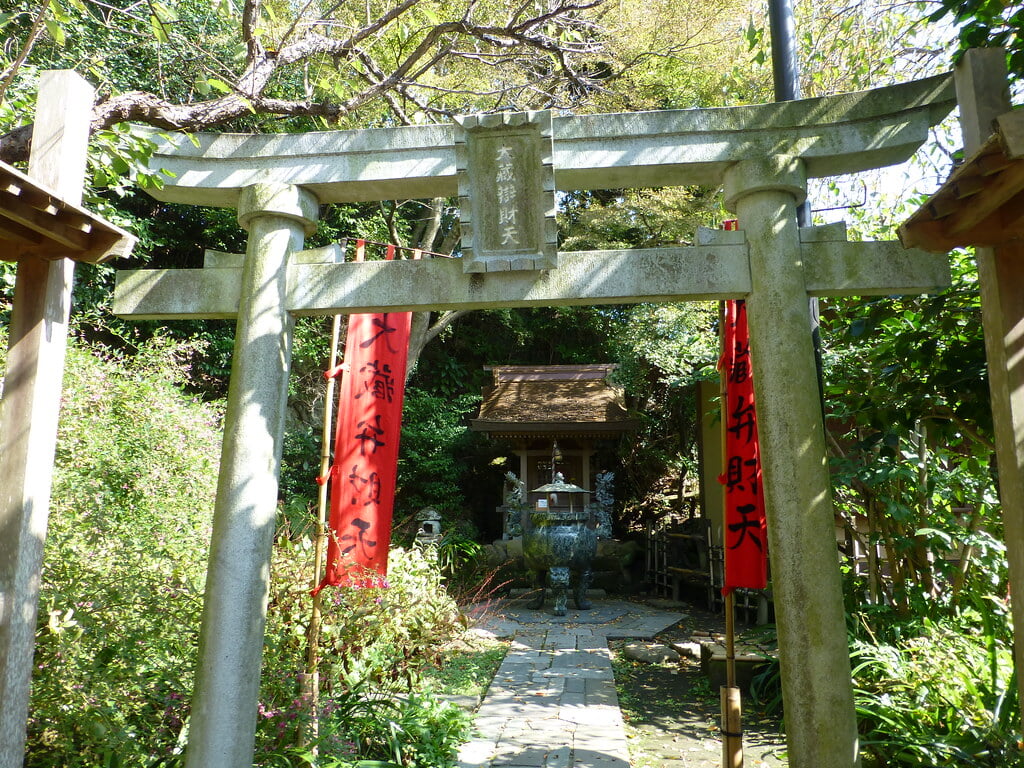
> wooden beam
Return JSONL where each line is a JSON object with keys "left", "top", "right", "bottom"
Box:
{"left": 997, "top": 109, "right": 1024, "bottom": 159}
{"left": 0, "top": 188, "right": 92, "bottom": 251}
{"left": 899, "top": 123, "right": 1024, "bottom": 252}
{"left": 0, "top": 160, "right": 135, "bottom": 263}
{"left": 0, "top": 218, "right": 43, "bottom": 248}
{"left": 946, "top": 156, "right": 1024, "bottom": 235}
{"left": 953, "top": 175, "right": 986, "bottom": 200}
{"left": 977, "top": 151, "right": 1014, "bottom": 176}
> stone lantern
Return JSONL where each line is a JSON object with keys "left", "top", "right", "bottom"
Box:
{"left": 415, "top": 507, "right": 442, "bottom": 544}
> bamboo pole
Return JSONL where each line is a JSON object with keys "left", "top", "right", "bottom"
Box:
{"left": 722, "top": 591, "right": 743, "bottom": 768}
{"left": 302, "top": 312, "right": 342, "bottom": 743}
{"left": 302, "top": 239, "right": 352, "bottom": 746}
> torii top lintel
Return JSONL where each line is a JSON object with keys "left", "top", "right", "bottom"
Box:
{"left": 114, "top": 74, "right": 957, "bottom": 319}
{"left": 142, "top": 74, "right": 954, "bottom": 208}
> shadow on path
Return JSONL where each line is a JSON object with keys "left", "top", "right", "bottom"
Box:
{"left": 458, "top": 597, "right": 786, "bottom": 768}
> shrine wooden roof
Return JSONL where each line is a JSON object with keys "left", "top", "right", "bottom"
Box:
{"left": 899, "top": 109, "right": 1024, "bottom": 252}
{"left": 0, "top": 160, "right": 135, "bottom": 264}
{"left": 470, "top": 364, "right": 639, "bottom": 439}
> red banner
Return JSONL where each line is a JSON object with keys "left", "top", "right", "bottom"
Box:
{"left": 314, "top": 243, "right": 411, "bottom": 592}
{"left": 719, "top": 297, "right": 768, "bottom": 595}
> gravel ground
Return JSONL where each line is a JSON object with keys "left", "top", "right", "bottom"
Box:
{"left": 609, "top": 607, "right": 788, "bottom": 768}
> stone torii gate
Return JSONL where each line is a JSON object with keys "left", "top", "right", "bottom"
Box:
{"left": 113, "top": 75, "right": 955, "bottom": 768}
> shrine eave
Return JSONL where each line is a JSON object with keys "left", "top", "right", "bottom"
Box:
{"left": 0, "top": 160, "right": 136, "bottom": 263}
{"left": 899, "top": 109, "right": 1024, "bottom": 252}
{"left": 469, "top": 420, "right": 639, "bottom": 439}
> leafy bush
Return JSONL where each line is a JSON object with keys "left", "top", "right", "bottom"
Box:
{"left": 254, "top": 687, "right": 469, "bottom": 768}
{"left": 852, "top": 606, "right": 1020, "bottom": 768}
{"left": 24, "top": 335, "right": 222, "bottom": 767}
{"left": 259, "top": 543, "right": 470, "bottom": 767}
{"left": 15, "top": 332, "right": 472, "bottom": 767}
{"left": 751, "top": 604, "right": 1023, "bottom": 768}
{"left": 396, "top": 388, "right": 481, "bottom": 518}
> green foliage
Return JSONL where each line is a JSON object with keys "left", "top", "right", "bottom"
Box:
{"left": 574, "top": 0, "right": 752, "bottom": 112}
{"left": 255, "top": 688, "right": 469, "bottom": 768}
{"left": 559, "top": 187, "right": 721, "bottom": 251}
{"left": 267, "top": 543, "right": 464, "bottom": 694}
{"left": 928, "top": 0, "right": 1024, "bottom": 77}
{"left": 23, "top": 333, "right": 222, "bottom": 767}
{"left": 752, "top": 606, "right": 1022, "bottom": 767}
{"left": 420, "top": 636, "right": 507, "bottom": 699}
{"left": 260, "top": 544, "right": 471, "bottom": 767}
{"left": 827, "top": 250, "right": 990, "bottom": 443}
{"left": 823, "top": 248, "right": 1003, "bottom": 614}
{"left": 611, "top": 302, "right": 719, "bottom": 526}
{"left": 415, "top": 306, "right": 617, "bottom": 386}
{"left": 851, "top": 607, "right": 1020, "bottom": 767}
{"left": 396, "top": 388, "right": 482, "bottom": 518}
{"left": 17, "top": 335, "right": 473, "bottom": 767}
{"left": 735, "top": 2, "right": 946, "bottom": 100}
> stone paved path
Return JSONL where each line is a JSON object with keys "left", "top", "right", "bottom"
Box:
{"left": 457, "top": 599, "right": 685, "bottom": 768}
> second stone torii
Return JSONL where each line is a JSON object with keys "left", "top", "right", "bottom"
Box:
{"left": 114, "top": 74, "right": 956, "bottom": 768}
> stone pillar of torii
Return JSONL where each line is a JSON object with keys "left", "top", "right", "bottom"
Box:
{"left": 60, "top": 74, "right": 953, "bottom": 768}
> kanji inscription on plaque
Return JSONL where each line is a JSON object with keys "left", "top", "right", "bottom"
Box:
{"left": 454, "top": 110, "right": 557, "bottom": 273}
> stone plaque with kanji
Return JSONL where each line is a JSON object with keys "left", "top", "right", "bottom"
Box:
{"left": 455, "top": 110, "right": 557, "bottom": 273}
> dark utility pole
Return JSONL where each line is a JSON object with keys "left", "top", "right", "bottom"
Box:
{"left": 769, "top": 0, "right": 800, "bottom": 101}
{"left": 768, "top": 0, "right": 807, "bottom": 223}
{"left": 767, "top": 0, "right": 825, "bottom": 403}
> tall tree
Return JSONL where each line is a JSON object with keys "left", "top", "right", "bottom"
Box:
{"left": 0, "top": 0, "right": 609, "bottom": 163}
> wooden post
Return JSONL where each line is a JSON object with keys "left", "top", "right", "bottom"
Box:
{"left": 721, "top": 591, "right": 743, "bottom": 768}
{"left": 719, "top": 299, "right": 744, "bottom": 768}
{"left": 302, "top": 237, "right": 353, "bottom": 745}
{"left": 955, "top": 47, "right": 1024, "bottom": 733}
{"left": 302, "top": 311, "right": 343, "bottom": 747}
{"left": 0, "top": 71, "right": 94, "bottom": 768}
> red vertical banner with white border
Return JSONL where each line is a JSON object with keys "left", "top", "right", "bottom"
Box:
{"left": 719, "top": 220, "right": 768, "bottom": 595}
{"left": 314, "top": 242, "right": 412, "bottom": 592}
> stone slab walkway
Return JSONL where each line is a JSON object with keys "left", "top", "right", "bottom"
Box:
{"left": 457, "top": 599, "right": 685, "bottom": 768}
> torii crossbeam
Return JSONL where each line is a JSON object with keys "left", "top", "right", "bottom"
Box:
{"left": 114, "top": 74, "right": 956, "bottom": 768}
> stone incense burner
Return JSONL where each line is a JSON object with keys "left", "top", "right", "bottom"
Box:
{"left": 523, "top": 479, "right": 597, "bottom": 616}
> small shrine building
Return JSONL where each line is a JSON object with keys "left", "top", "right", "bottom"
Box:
{"left": 470, "top": 364, "right": 638, "bottom": 510}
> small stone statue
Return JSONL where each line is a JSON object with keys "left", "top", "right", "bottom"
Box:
{"left": 593, "top": 470, "right": 614, "bottom": 539}
{"left": 503, "top": 471, "right": 525, "bottom": 506}
{"left": 503, "top": 471, "right": 526, "bottom": 538}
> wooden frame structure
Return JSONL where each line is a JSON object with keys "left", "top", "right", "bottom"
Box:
{"left": 899, "top": 48, "right": 1024, "bottom": 734}
{"left": 0, "top": 71, "right": 135, "bottom": 767}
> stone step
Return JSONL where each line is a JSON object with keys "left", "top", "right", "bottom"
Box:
{"left": 698, "top": 641, "right": 777, "bottom": 693}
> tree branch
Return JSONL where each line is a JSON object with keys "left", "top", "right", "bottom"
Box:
{"left": 0, "top": 0, "right": 610, "bottom": 164}
{"left": 0, "top": 0, "right": 51, "bottom": 107}
{"left": 241, "top": 0, "right": 263, "bottom": 60}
